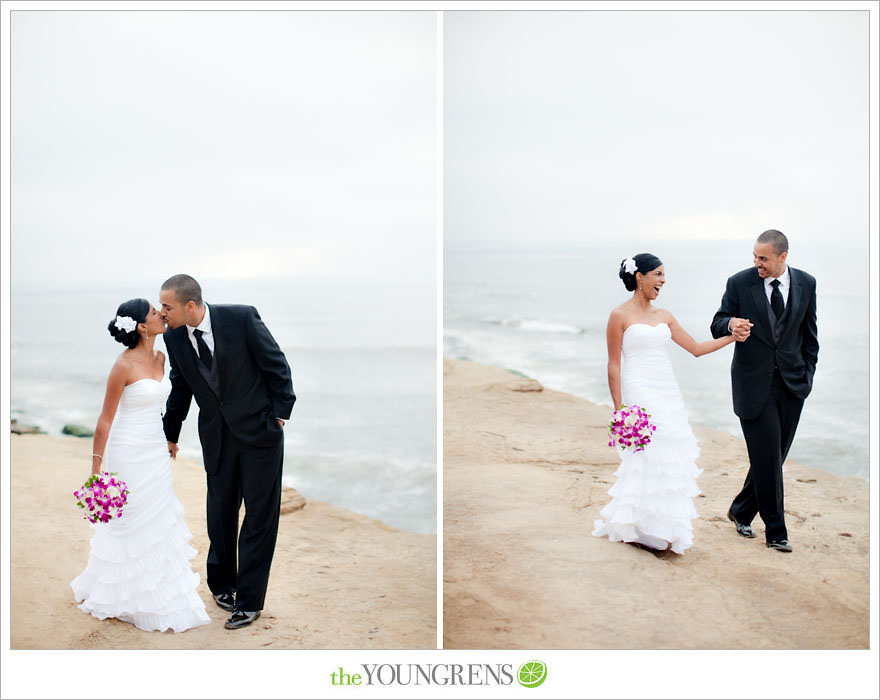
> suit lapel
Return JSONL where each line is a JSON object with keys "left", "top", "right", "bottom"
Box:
{"left": 173, "top": 326, "right": 198, "bottom": 378}
{"left": 777, "top": 266, "right": 802, "bottom": 345}
{"left": 748, "top": 270, "right": 773, "bottom": 345}
{"left": 210, "top": 305, "right": 228, "bottom": 399}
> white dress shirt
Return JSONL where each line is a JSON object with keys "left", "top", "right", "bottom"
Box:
{"left": 186, "top": 303, "right": 215, "bottom": 357}
{"left": 764, "top": 266, "right": 790, "bottom": 307}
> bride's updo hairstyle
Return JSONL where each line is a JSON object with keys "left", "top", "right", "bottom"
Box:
{"left": 107, "top": 298, "right": 150, "bottom": 349}
{"left": 619, "top": 253, "right": 663, "bottom": 292}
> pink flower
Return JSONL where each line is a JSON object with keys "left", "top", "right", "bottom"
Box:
{"left": 73, "top": 471, "right": 129, "bottom": 524}
{"left": 608, "top": 404, "right": 656, "bottom": 453}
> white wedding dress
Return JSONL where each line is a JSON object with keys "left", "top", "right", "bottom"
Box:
{"left": 70, "top": 376, "right": 210, "bottom": 632}
{"left": 592, "top": 323, "right": 702, "bottom": 554}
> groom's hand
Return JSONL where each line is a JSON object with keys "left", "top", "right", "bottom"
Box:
{"left": 167, "top": 442, "right": 179, "bottom": 459}
{"left": 730, "top": 317, "right": 753, "bottom": 341}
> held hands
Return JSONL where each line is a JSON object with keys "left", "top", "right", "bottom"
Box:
{"left": 730, "top": 317, "right": 753, "bottom": 342}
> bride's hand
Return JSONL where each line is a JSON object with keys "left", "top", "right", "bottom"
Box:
{"left": 167, "top": 442, "right": 179, "bottom": 459}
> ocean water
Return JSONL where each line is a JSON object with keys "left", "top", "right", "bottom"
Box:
{"left": 445, "top": 239, "right": 870, "bottom": 482}
{"left": 11, "top": 278, "right": 437, "bottom": 534}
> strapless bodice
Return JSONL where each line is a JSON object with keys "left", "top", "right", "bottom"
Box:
{"left": 110, "top": 376, "right": 171, "bottom": 439}
{"left": 622, "top": 322, "right": 671, "bottom": 359}
{"left": 118, "top": 376, "right": 171, "bottom": 410}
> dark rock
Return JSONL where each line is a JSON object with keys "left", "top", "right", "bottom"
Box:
{"left": 11, "top": 420, "right": 44, "bottom": 435}
{"left": 62, "top": 424, "right": 94, "bottom": 438}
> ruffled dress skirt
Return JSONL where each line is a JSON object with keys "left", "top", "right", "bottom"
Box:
{"left": 70, "top": 377, "right": 210, "bottom": 632}
{"left": 592, "top": 323, "right": 702, "bottom": 554}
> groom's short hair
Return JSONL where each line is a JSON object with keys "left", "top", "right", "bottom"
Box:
{"left": 162, "top": 274, "right": 204, "bottom": 306}
{"left": 756, "top": 229, "right": 789, "bottom": 256}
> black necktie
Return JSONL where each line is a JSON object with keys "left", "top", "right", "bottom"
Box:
{"left": 193, "top": 329, "right": 213, "bottom": 370}
{"left": 770, "top": 279, "right": 784, "bottom": 319}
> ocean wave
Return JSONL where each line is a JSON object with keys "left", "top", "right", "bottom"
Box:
{"left": 282, "top": 450, "right": 436, "bottom": 533}
{"left": 284, "top": 449, "right": 435, "bottom": 476}
{"left": 494, "top": 318, "right": 585, "bottom": 335}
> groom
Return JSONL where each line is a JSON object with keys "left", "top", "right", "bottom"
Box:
{"left": 159, "top": 274, "right": 295, "bottom": 628}
{"left": 711, "top": 230, "right": 818, "bottom": 553}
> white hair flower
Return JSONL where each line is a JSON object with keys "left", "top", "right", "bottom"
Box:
{"left": 114, "top": 316, "right": 137, "bottom": 333}
{"left": 623, "top": 257, "right": 638, "bottom": 275}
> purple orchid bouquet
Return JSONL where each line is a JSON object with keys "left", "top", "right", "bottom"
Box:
{"left": 608, "top": 404, "right": 657, "bottom": 452}
{"left": 74, "top": 472, "right": 129, "bottom": 524}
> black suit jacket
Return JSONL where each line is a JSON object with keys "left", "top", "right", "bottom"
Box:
{"left": 711, "top": 266, "right": 818, "bottom": 421}
{"left": 162, "top": 304, "right": 295, "bottom": 475}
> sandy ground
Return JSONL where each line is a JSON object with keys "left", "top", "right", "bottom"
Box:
{"left": 11, "top": 433, "right": 436, "bottom": 649}
{"left": 443, "top": 359, "right": 869, "bottom": 649}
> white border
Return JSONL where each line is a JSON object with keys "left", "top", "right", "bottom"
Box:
{"left": 2, "top": 2, "right": 878, "bottom": 699}
{"left": 0, "top": 0, "right": 12, "bottom": 675}
{"left": 868, "top": 0, "right": 879, "bottom": 665}
{"left": 435, "top": 9, "right": 445, "bottom": 652}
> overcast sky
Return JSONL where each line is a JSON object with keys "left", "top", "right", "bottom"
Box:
{"left": 445, "top": 10, "right": 869, "bottom": 249}
{"left": 11, "top": 11, "right": 435, "bottom": 290}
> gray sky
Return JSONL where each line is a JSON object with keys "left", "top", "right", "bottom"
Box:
{"left": 12, "top": 11, "right": 435, "bottom": 290}
{"left": 445, "top": 10, "right": 869, "bottom": 248}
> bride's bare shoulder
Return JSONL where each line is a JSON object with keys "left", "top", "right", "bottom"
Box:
{"left": 655, "top": 307, "right": 677, "bottom": 325}
{"left": 106, "top": 354, "right": 133, "bottom": 388}
{"left": 608, "top": 303, "right": 631, "bottom": 325}
{"left": 113, "top": 351, "right": 134, "bottom": 369}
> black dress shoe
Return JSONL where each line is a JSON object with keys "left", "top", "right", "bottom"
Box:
{"left": 213, "top": 593, "right": 235, "bottom": 612}
{"left": 767, "top": 539, "right": 793, "bottom": 552}
{"left": 727, "top": 509, "right": 756, "bottom": 538}
{"left": 225, "top": 609, "right": 261, "bottom": 630}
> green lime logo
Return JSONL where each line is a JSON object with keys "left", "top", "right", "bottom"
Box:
{"left": 517, "top": 660, "right": 547, "bottom": 688}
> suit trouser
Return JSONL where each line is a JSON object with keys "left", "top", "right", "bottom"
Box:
{"left": 206, "top": 424, "right": 284, "bottom": 612}
{"left": 731, "top": 371, "right": 804, "bottom": 542}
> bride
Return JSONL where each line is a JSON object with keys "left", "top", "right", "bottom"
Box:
{"left": 70, "top": 298, "right": 210, "bottom": 632}
{"left": 592, "top": 254, "right": 745, "bottom": 554}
